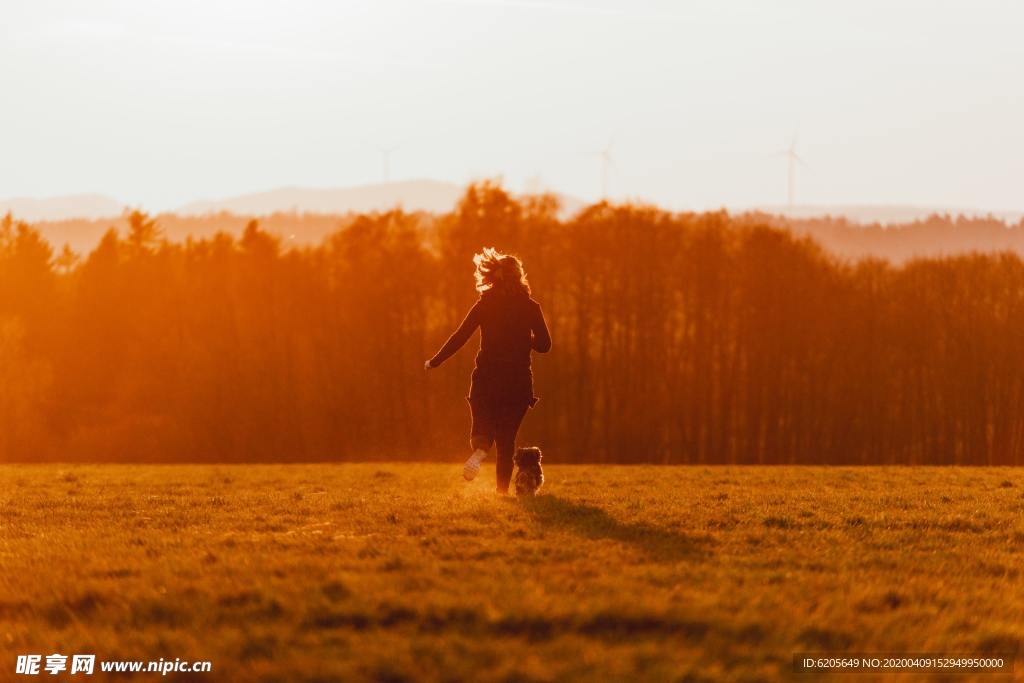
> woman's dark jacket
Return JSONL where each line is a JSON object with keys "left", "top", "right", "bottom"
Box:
{"left": 428, "top": 288, "right": 551, "bottom": 407}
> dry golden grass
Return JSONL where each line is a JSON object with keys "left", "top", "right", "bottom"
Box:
{"left": 1, "top": 464, "right": 1022, "bottom": 682}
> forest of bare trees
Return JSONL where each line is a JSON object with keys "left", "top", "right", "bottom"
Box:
{"left": 4, "top": 183, "right": 1024, "bottom": 465}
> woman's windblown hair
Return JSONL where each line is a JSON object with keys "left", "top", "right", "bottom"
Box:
{"left": 473, "top": 247, "right": 530, "bottom": 295}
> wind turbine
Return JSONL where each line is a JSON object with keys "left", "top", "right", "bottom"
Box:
{"left": 597, "top": 137, "right": 615, "bottom": 199}
{"left": 378, "top": 145, "right": 400, "bottom": 183}
{"left": 776, "top": 135, "right": 806, "bottom": 208}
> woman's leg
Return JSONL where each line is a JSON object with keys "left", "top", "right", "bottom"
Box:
{"left": 494, "top": 402, "right": 530, "bottom": 493}
{"left": 464, "top": 399, "right": 495, "bottom": 481}
{"left": 469, "top": 398, "right": 496, "bottom": 451}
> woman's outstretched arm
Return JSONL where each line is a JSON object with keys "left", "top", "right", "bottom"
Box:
{"left": 531, "top": 301, "right": 552, "bottom": 353}
{"left": 426, "top": 301, "right": 482, "bottom": 368}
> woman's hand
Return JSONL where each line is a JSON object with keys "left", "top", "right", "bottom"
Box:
{"left": 424, "top": 360, "right": 434, "bottom": 370}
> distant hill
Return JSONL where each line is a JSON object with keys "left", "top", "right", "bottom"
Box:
{"left": 753, "top": 204, "right": 1024, "bottom": 226}
{"left": 178, "top": 180, "right": 466, "bottom": 216}
{"left": 13, "top": 188, "right": 1024, "bottom": 260}
{"left": 3, "top": 192, "right": 1019, "bottom": 227}
{"left": 0, "top": 194, "right": 123, "bottom": 222}
{"left": 4, "top": 181, "right": 589, "bottom": 254}
{"left": 178, "top": 180, "right": 587, "bottom": 218}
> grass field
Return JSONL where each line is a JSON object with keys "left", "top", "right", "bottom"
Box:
{"left": 2, "top": 464, "right": 1023, "bottom": 682}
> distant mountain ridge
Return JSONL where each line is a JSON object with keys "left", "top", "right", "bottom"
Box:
{"left": 753, "top": 204, "right": 1024, "bottom": 226}
{"left": 177, "top": 179, "right": 466, "bottom": 216}
{"left": 3, "top": 180, "right": 586, "bottom": 223}
{"left": 6, "top": 188, "right": 1024, "bottom": 260}
{"left": 5, "top": 187, "right": 1021, "bottom": 227}
{"left": 0, "top": 194, "right": 124, "bottom": 222}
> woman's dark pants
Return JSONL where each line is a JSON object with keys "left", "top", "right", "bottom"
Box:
{"left": 469, "top": 397, "right": 530, "bottom": 493}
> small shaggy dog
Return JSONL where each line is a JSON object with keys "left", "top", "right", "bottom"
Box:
{"left": 513, "top": 446, "right": 544, "bottom": 496}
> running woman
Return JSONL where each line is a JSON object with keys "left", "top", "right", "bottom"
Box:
{"left": 425, "top": 248, "right": 551, "bottom": 494}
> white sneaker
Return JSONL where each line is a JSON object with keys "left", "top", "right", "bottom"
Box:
{"left": 463, "top": 449, "right": 488, "bottom": 481}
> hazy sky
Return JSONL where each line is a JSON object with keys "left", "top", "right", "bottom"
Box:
{"left": 2, "top": 0, "right": 1022, "bottom": 211}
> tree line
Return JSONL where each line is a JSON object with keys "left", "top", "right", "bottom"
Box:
{"left": 3, "top": 183, "right": 1024, "bottom": 464}
{"left": 29, "top": 205, "right": 1024, "bottom": 264}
